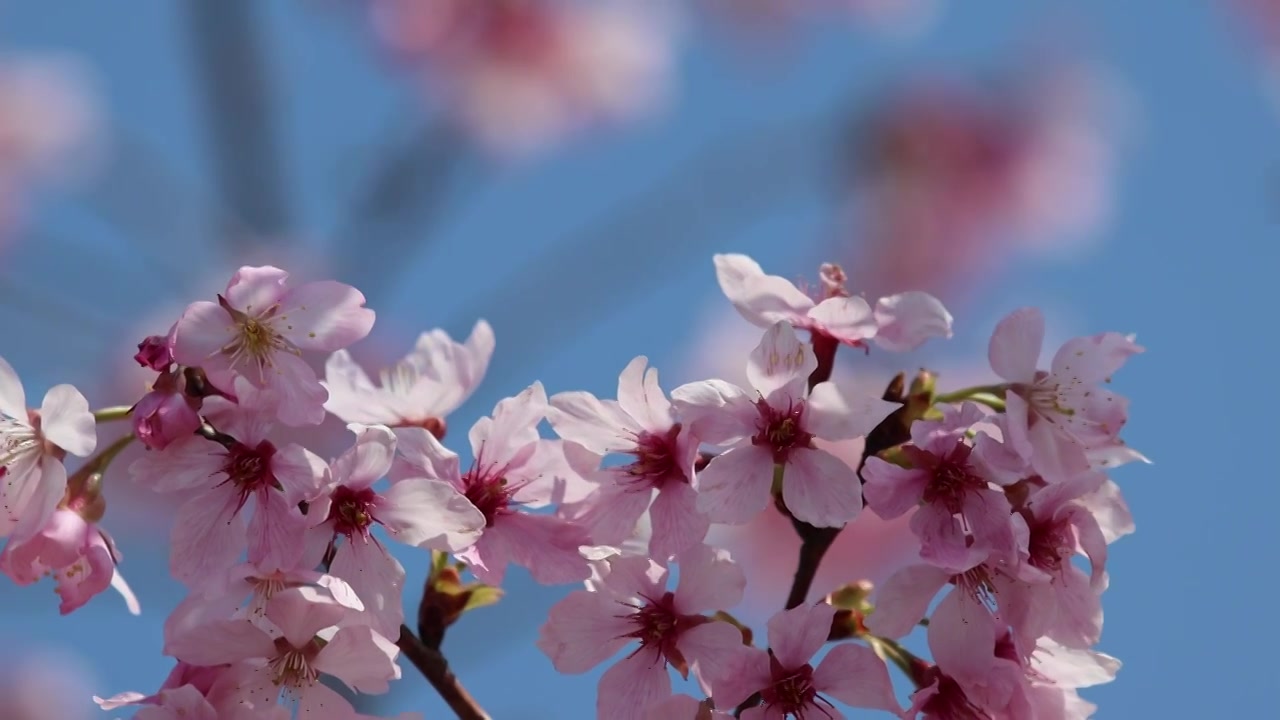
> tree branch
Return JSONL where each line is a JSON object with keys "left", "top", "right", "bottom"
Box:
{"left": 396, "top": 624, "right": 491, "bottom": 720}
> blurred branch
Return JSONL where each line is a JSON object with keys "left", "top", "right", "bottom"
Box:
{"left": 330, "top": 115, "right": 471, "bottom": 301}
{"left": 454, "top": 115, "right": 829, "bottom": 384}
{"left": 397, "top": 624, "right": 491, "bottom": 720}
{"left": 186, "top": 0, "right": 292, "bottom": 256}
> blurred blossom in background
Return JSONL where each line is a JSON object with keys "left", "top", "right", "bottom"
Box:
{"left": 0, "top": 1, "right": 1276, "bottom": 718}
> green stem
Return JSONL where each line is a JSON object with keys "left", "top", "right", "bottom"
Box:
{"left": 934, "top": 384, "right": 1008, "bottom": 405}
{"left": 92, "top": 406, "right": 133, "bottom": 422}
{"left": 962, "top": 394, "right": 1006, "bottom": 412}
{"left": 867, "top": 635, "right": 927, "bottom": 687}
{"left": 91, "top": 433, "right": 136, "bottom": 473}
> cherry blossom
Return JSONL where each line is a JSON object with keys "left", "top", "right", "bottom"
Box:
{"left": 304, "top": 423, "right": 485, "bottom": 636}
{"left": 988, "top": 307, "right": 1145, "bottom": 482}
{"left": 324, "top": 319, "right": 495, "bottom": 435}
{"left": 0, "top": 507, "right": 138, "bottom": 615}
{"left": 645, "top": 694, "right": 732, "bottom": 719}
{"left": 392, "top": 382, "right": 594, "bottom": 585}
{"left": 0, "top": 356, "right": 96, "bottom": 542}
{"left": 165, "top": 586, "right": 404, "bottom": 718}
{"left": 863, "top": 402, "right": 1017, "bottom": 570}
{"left": 128, "top": 380, "right": 326, "bottom": 586}
{"left": 130, "top": 368, "right": 202, "bottom": 451}
{"left": 713, "top": 253, "right": 953, "bottom": 351}
{"left": 673, "top": 322, "right": 897, "bottom": 527}
{"left": 170, "top": 266, "right": 375, "bottom": 426}
{"left": 714, "top": 603, "right": 901, "bottom": 718}
{"left": 549, "top": 355, "right": 706, "bottom": 560}
{"left": 538, "top": 544, "right": 746, "bottom": 720}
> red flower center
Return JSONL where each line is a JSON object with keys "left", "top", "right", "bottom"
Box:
{"left": 919, "top": 669, "right": 991, "bottom": 720}
{"left": 462, "top": 463, "right": 520, "bottom": 527}
{"left": 622, "top": 425, "right": 685, "bottom": 491}
{"left": 219, "top": 440, "right": 278, "bottom": 513}
{"left": 753, "top": 400, "right": 812, "bottom": 464}
{"left": 328, "top": 485, "right": 382, "bottom": 540}
{"left": 911, "top": 441, "right": 987, "bottom": 514}
{"left": 1026, "top": 517, "right": 1074, "bottom": 574}
{"left": 616, "top": 591, "right": 706, "bottom": 678}
{"left": 761, "top": 653, "right": 832, "bottom": 718}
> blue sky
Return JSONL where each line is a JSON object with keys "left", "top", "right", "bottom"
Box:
{"left": 0, "top": 1, "right": 1275, "bottom": 718}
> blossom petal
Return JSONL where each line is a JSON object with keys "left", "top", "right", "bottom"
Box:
{"left": 814, "top": 642, "right": 902, "bottom": 713}
{"left": 616, "top": 356, "right": 675, "bottom": 434}
{"left": 297, "top": 682, "right": 360, "bottom": 720}
{"left": 391, "top": 427, "right": 459, "bottom": 483}
{"left": 714, "top": 253, "right": 814, "bottom": 327}
{"left": 10, "top": 456, "right": 66, "bottom": 543}
{"left": 673, "top": 544, "right": 745, "bottom": 613}
{"left": 39, "top": 384, "right": 95, "bottom": 456}
{"left": 746, "top": 322, "right": 815, "bottom": 402}
{"left": 927, "top": 590, "right": 998, "bottom": 685}
{"left": 806, "top": 296, "right": 877, "bottom": 346}
{"left": 1050, "top": 331, "right": 1142, "bottom": 386}
{"left": 680, "top": 621, "right": 747, "bottom": 687}
{"left": 597, "top": 649, "right": 674, "bottom": 720}
{"left": 223, "top": 266, "right": 290, "bottom": 312}
{"left": 332, "top": 424, "right": 396, "bottom": 489}
{"left": 988, "top": 307, "right": 1044, "bottom": 383}
{"left": 693, "top": 445, "right": 774, "bottom": 525}
{"left": 780, "top": 448, "right": 861, "bottom": 528}
{"left": 669, "top": 380, "right": 757, "bottom": 445}
{"left": 864, "top": 564, "right": 952, "bottom": 638}
{"left": 766, "top": 603, "right": 833, "bottom": 669}
{"left": 861, "top": 458, "right": 929, "bottom": 520}
{"left": 264, "top": 351, "right": 329, "bottom": 427}
{"left": 169, "top": 489, "right": 246, "bottom": 587}
{"left": 536, "top": 589, "right": 633, "bottom": 673}
{"left": 321, "top": 350, "right": 386, "bottom": 424}
{"left": 872, "top": 291, "right": 954, "bottom": 352}
{"left": 266, "top": 586, "right": 348, "bottom": 648}
{"left": 648, "top": 481, "right": 711, "bottom": 561}
{"left": 170, "top": 300, "right": 234, "bottom": 369}
{"left": 381, "top": 477, "right": 484, "bottom": 551}
{"left": 912, "top": 504, "right": 970, "bottom": 572}
{"left": 712, "top": 648, "right": 772, "bottom": 710}
{"left": 0, "top": 355, "right": 27, "bottom": 418}
{"left": 272, "top": 444, "right": 327, "bottom": 505}
{"left": 571, "top": 482, "right": 652, "bottom": 547}
{"left": 165, "top": 618, "right": 275, "bottom": 666}
{"left": 313, "top": 623, "right": 401, "bottom": 694}
{"left": 277, "top": 280, "right": 376, "bottom": 351}
{"left": 330, "top": 539, "right": 405, "bottom": 639}
{"left": 547, "top": 391, "right": 639, "bottom": 454}
{"left": 806, "top": 381, "right": 898, "bottom": 441}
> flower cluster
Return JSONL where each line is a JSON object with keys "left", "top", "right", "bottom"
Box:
{"left": 0, "top": 252, "right": 1143, "bottom": 719}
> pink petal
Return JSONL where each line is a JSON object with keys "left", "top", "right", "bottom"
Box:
{"left": 271, "top": 443, "right": 326, "bottom": 506}
{"left": 39, "top": 384, "right": 95, "bottom": 456}
{"left": 223, "top": 266, "right": 290, "bottom": 312}
{"left": 648, "top": 481, "right": 711, "bottom": 561}
{"left": 297, "top": 683, "right": 360, "bottom": 720}
{"left": 321, "top": 349, "right": 386, "bottom": 423}
{"left": 864, "top": 564, "right": 951, "bottom": 638}
{"left": 246, "top": 491, "right": 307, "bottom": 572}
{"left": 813, "top": 642, "right": 902, "bottom": 713}
{"left": 927, "top": 590, "right": 998, "bottom": 685}
{"left": 1078, "top": 478, "right": 1134, "bottom": 544}
{"left": 170, "top": 300, "right": 235, "bottom": 369}
{"left": 110, "top": 568, "right": 141, "bottom": 615}
{"left": 965, "top": 489, "right": 1016, "bottom": 561}
{"left": 780, "top": 448, "right": 862, "bottom": 528}
{"left": 277, "top": 280, "right": 375, "bottom": 351}
{"left": 262, "top": 351, "right": 329, "bottom": 427}
{"left": 464, "top": 512, "right": 590, "bottom": 586}
{"left": 169, "top": 489, "right": 245, "bottom": 587}
{"left": 10, "top": 456, "right": 66, "bottom": 543}
{"left": 693, "top": 445, "right": 775, "bottom": 525}
{"left": 1031, "top": 641, "right": 1120, "bottom": 689}
{"left": 572, "top": 482, "right": 652, "bottom": 547}
{"left": 806, "top": 381, "right": 898, "bottom": 441}
{"left": 475, "top": 382, "right": 546, "bottom": 465}
{"left": 806, "top": 296, "right": 877, "bottom": 346}
{"left": 547, "top": 391, "right": 639, "bottom": 454}
{"left": 313, "top": 623, "right": 400, "bottom": 693}
{"left": 669, "top": 380, "right": 758, "bottom": 445}
{"left": 1049, "top": 331, "right": 1142, "bottom": 386}
{"left": 165, "top": 618, "right": 275, "bottom": 666}
{"left": 381, "top": 477, "right": 484, "bottom": 551}
{"left": 53, "top": 533, "right": 115, "bottom": 614}
{"left": 746, "top": 322, "right": 815, "bottom": 402}
{"left": 645, "top": 695, "right": 707, "bottom": 720}
{"left": 711, "top": 648, "right": 772, "bottom": 710}
{"left": 391, "top": 427, "right": 460, "bottom": 483}
{"left": 616, "top": 356, "right": 675, "bottom": 434}
{"left": 0, "top": 355, "right": 27, "bottom": 418}
{"left": 128, "top": 435, "right": 225, "bottom": 493}
{"left": 872, "top": 291, "right": 954, "bottom": 352}
{"left": 861, "top": 458, "right": 929, "bottom": 520}
{"left": 596, "top": 650, "right": 674, "bottom": 720}
{"left": 332, "top": 424, "right": 397, "bottom": 489}
{"left": 597, "top": 554, "right": 668, "bottom": 601}
{"left": 673, "top": 544, "right": 745, "bottom": 613}
{"left": 714, "top": 253, "right": 815, "bottom": 327}
{"left": 330, "top": 538, "right": 405, "bottom": 639}
{"left": 912, "top": 504, "right": 970, "bottom": 572}
{"left": 679, "top": 621, "right": 748, "bottom": 683}
{"left": 988, "top": 307, "right": 1044, "bottom": 383}
{"left": 266, "top": 586, "right": 348, "bottom": 648}
{"left": 536, "top": 589, "right": 633, "bottom": 673}
{"left": 766, "top": 603, "right": 834, "bottom": 668}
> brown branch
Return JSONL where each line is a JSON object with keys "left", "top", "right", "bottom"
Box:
{"left": 396, "top": 624, "right": 491, "bottom": 720}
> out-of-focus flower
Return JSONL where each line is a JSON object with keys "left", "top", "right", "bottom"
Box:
{"left": 0, "top": 56, "right": 99, "bottom": 244}
{"left": 366, "top": 0, "right": 679, "bottom": 156}
{"left": 1225, "top": 0, "right": 1280, "bottom": 111}
{"left": 840, "top": 62, "right": 1127, "bottom": 303}
{"left": 702, "top": 0, "right": 941, "bottom": 47}
{"left": 0, "top": 648, "right": 99, "bottom": 720}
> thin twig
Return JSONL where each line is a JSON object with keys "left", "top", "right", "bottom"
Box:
{"left": 396, "top": 624, "right": 491, "bottom": 720}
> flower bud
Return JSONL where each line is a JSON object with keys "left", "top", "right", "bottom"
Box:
{"left": 132, "top": 383, "right": 201, "bottom": 451}
{"left": 133, "top": 335, "right": 172, "bottom": 371}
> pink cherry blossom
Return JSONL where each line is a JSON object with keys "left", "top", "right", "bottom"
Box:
{"left": 713, "top": 253, "right": 953, "bottom": 351}
{"left": 98, "top": 661, "right": 292, "bottom": 719}
{"left": 714, "top": 603, "right": 901, "bottom": 718}
{"left": 392, "top": 382, "right": 593, "bottom": 585}
{"left": 170, "top": 266, "right": 375, "bottom": 426}
{"left": 549, "top": 355, "right": 707, "bottom": 560}
{"left": 645, "top": 694, "right": 732, "bottom": 719}
{"left": 0, "top": 356, "right": 96, "bottom": 542}
{"left": 134, "top": 334, "right": 173, "bottom": 371}
{"left": 128, "top": 381, "right": 326, "bottom": 586}
{"left": 0, "top": 507, "right": 139, "bottom": 615}
{"left": 304, "top": 423, "right": 485, "bottom": 636}
{"left": 165, "top": 586, "right": 403, "bottom": 718}
{"left": 323, "top": 319, "right": 494, "bottom": 435}
{"left": 988, "top": 307, "right": 1145, "bottom": 482}
{"left": 863, "top": 402, "right": 1016, "bottom": 571}
{"left": 672, "top": 322, "right": 897, "bottom": 527}
{"left": 369, "top": 0, "right": 675, "bottom": 156}
{"left": 131, "top": 369, "right": 202, "bottom": 451}
{"left": 538, "top": 544, "right": 747, "bottom": 720}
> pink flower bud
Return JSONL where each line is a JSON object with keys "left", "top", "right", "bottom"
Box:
{"left": 134, "top": 335, "right": 172, "bottom": 371}
{"left": 132, "top": 387, "right": 201, "bottom": 451}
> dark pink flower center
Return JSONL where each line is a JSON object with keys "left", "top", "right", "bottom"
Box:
{"left": 269, "top": 636, "right": 322, "bottom": 689}
{"left": 616, "top": 591, "right": 706, "bottom": 676}
{"left": 1026, "top": 517, "right": 1074, "bottom": 574}
{"left": 219, "top": 440, "right": 277, "bottom": 513}
{"left": 910, "top": 441, "right": 987, "bottom": 514}
{"left": 621, "top": 425, "right": 685, "bottom": 491}
{"left": 752, "top": 400, "right": 813, "bottom": 464}
{"left": 462, "top": 464, "right": 520, "bottom": 527}
{"left": 919, "top": 671, "right": 991, "bottom": 720}
{"left": 761, "top": 653, "right": 833, "bottom": 718}
{"left": 328, "top": 485, "right": 383, "bottom": 540}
